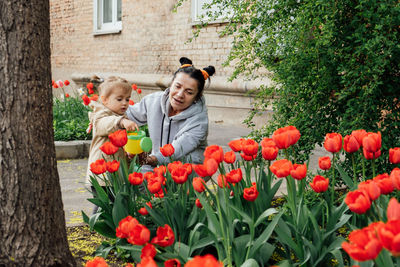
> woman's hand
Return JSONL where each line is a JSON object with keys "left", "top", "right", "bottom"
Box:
{"left": 121, "top": 118, "right": 139, "bottom": 132}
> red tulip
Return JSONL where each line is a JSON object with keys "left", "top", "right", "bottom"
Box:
{"left": 87, "top": 82, "right": 94, "bottom": 90}
{"left": 342, "top": 226, "right": 383, "bottom": 261}
{"left": 351, "top": 129, "right": 367, "bottom": 147}
{"left": 290, "top": 163, "right": 307, "bottom": 180}
{"left": 204, "top": 158, "right": 218, "bottom": 176}
{"left": 85, "top": 257, "right": 109, "bottom": 267}
{"left": 171, "top": 166, "right": 188, "bottom": 184}
{"left": 363, "top": 147, "right": 381, "bottom": 160}
{"left": 153, "top": 165, "right": 166, "bottom": 176}
{"left": 106, "top": 160, "right": 120, "bottom": 173}
{"left": 243, "top": 185, "right": 259, "bottom": 201}
{"left": 343, "top": 135, "right": 360, "bottom": 153}
{"left": 127, "top": 223, "right": 150, "bottom": 245}
{"left": 132, "top": 84, "right": 137, "bottom": 90}
{"left": 309, "top": 175, "right": 329, "bottom": 193}
{"left": 137, "top": 257, "right": 157, "bottom": 267}
{"left": 89, "top": 94, "right": 99, "bottom": 101}
{"left": 82, "top": 94, "right": 91, "bottom": 105}
{"left": 65, "top": 93, "right": 70, "bottom": 98}
{"left": 167, "top": 161, "right": 183, "bottom": 174}
{"left": 64, "top": 80, "right": 70, "bottom": 86}
{"left": 272, "top": 126, "right": 301, "bottom": 149}
{"left": 53, "top": 83, "right": 59, "bottom": 88}
{"left": 193, "top": 177, "right": 206, "bottom": 193}
{"left": 165, "top": 259, "right": 181, "bottom": 267}
{"left": 224, "top": 151, "right": 236, "bottom": 164}
{"left": 390, "top": 168, "right": 400, "bottom": 190}
{"left": 362, "top": 132, "right": 381, "bottom": 153}
{"left": 318, "top": 156, "right": 331, "bottom": 170}
{"left": 147, "top": 178, "right": 162, "bottom": 194}
{"left": 378, "top": 220, "right": 400, "bottom": 257}
{"left": 204, "top": 145, "right": 224, "bottom": 163}
{"left": 108, "top": 130, "right": 128, "bottom": 147}
{"left": 217, "top": 174, "right": 229, "bottom": 188}
{"left": 261, "top": 146, "right": 279, "bottom": 161}
{"left": 373, "top": 173, "right": 394, "bottom": 195}
{"left": 387, "top": 198, "right": 400, "bottom": 221}
{"left": 270, "top": 159, "right": 293, "bottom": 178}
{"left": 116, "top": 216, "right": 139, "bottom": 239}
{"left": 160, "top": 144, "right": 175, "bottom": 157}
{"left": 90, "top": 159, "right": 107, "bottom": 175}
{"left": 240, "top": 153, "right": 256, "bottom": 161}
{"left": 195, "top": 198, "right": 203, "bottom": 209}
{"left": 389, "top": 147, "right": 400, "bottom": 164}
{"left": 345, "top": 189, "right": 371, "bottom": 214}
{"left": 193, "top": 164, "right": 209, "bottom": 177}
{"left": 323, "top": 133, "right": 342, "bottom": 153}
{"left": 141, "top": 243, "right": 156, "bottom": 259}
{"left": 225, "top": 168, "right": 243, "bottom": 184}
{"left": 358, "top": 180, "right": 381, "bottom": 201}
{"left": 185, "top": 255, "right": 223, "bottom": 267}
{"left": 137, "top": 89, "right": 142, "bottom": 94}
{"left": 228, "top": 139, "right": 244, "bottom": 152}
{"left": 129, "top": 99, "right": 135, "bottom": 105}
{"left": 138, "top": 202, "right": 152, "bottom": 216}
{"left": 151, "top": 224, "right": 175, "bottom": 247}
{"left": 260, "top": 137, "right": 276, "bottom": 148}
{"left": 100, "top": 141, "right": 119, "bottom": 155}
{"left": 242, "top": 139, "right": 259, "bottom": 156}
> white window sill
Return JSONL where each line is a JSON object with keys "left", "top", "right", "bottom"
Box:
{"left": 92, "top": 28, "right": 122, "bottom": 36}
{"left": 190, "top": 18, "right": 229, "bottom": 26}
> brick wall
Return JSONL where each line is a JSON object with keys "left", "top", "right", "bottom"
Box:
{"left": 50, "top": 0, "right": 234, "bottom": 78}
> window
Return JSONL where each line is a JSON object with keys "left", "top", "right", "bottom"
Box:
{"left": 93, "top": 0, "right": 122, "bottom": 35}
{"left": 191, "top": 0, "right": 231, "bottom": 24}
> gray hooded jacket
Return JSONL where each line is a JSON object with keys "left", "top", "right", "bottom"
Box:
{"left": 126, "top": 88, "right": 208, "bottom": 164}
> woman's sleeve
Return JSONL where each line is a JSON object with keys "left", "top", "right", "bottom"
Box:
{"left": 126, "top": 98, "right": 148, "bottom": 126}
{"left": 152, "top": 121, "right": 208, "bottom": 165}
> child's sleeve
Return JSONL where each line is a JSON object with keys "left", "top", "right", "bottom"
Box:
{"left": 93, "top": 113, "right": 125, "bottom": 137}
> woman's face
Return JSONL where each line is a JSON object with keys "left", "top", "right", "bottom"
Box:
{"left": 169, "top": 72, "right": 199, "bottom": 114}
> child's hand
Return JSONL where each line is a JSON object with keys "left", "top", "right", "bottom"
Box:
{"left": 121, "top": 118, "right": 139, "bottom": 132}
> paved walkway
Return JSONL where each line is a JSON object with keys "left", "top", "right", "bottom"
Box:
{"left": 58, "top": 123, "right": 326, "bottom": 226}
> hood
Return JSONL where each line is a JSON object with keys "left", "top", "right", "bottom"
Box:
{"left": 160, "top": 88, "right": 206, "bottom": 120}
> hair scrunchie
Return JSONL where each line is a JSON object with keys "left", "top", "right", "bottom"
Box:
{"left": 201, "top": 69, "right": 209, "bottom": 80}
{"left": 180, "top": 64, "right": 192, "bottom": 68}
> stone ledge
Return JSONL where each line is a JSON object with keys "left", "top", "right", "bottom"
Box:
{"left": 71, "top": 72, "right": 273, "bottom": 95}
{"left": 55, "top": 140, "right": 91, "bottom": 160}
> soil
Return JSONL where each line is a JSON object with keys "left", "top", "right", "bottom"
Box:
{"left": 67, "top": 225, "right": 127, "bottom": 267}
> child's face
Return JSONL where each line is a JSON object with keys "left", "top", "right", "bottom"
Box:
{"left": 102, "top": 87, "right": 131, "bottom": 115}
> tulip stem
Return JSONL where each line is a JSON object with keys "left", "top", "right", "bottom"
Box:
{"left": 331, "top": 153, "right": 336, "bottom": 205}
{"left": 372, "top": 158, "right": 376, "bottom": 178}
{"left": 361, "top": 153, "right": 366, "bottom": 180}
{"left": 351, "top": 153, "right": 357, "bottom": 186}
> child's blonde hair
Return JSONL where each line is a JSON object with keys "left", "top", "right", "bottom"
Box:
{"left": 98, "top": 76, "right": 131, "bottom": 98}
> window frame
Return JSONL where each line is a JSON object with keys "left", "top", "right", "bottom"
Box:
{"left": 191, "top": 0, "right": 230, "bottom": 25}
{"left": 93, "top": 0, "right": 122, "bottom": 35}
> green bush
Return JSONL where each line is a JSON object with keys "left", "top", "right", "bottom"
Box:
{"left": 53, "top": 95, "right": 92, "bottom": 141}
{"left": 176, "top": 0, "right": 400, "bottom": 167}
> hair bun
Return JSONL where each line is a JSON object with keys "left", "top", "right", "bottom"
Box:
{"left": 179, "top": 57, "right": 193, "bottom": 65}
{"left": 203, "top": 66, "right": 215, "bottom": 77}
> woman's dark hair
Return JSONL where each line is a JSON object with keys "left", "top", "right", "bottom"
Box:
{"left": 172, "top": 57, "right": 215, "bottom": 101}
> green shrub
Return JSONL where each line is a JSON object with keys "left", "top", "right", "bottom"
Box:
{"left": 53, "top": 95, "right": 92, "bottom": 141}
{"left": 176, "top": 0, "right": 400, "bottom": 170}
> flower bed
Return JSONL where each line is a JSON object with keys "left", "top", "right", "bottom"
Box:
{"left": 83, "top": 127, "right": 400, "bottom": 267}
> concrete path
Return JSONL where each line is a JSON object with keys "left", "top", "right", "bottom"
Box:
{"left": 58, "top": 123, "right": 327, "bottom": 225}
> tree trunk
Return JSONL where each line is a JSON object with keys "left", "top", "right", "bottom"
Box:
{"left": 0, "top": 1, "right": 76, "bottom": 266}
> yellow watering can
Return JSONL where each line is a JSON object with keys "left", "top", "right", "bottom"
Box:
{"left": 124, "top": 130, "right": 152, "bottom": 155}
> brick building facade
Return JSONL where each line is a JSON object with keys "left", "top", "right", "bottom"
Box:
{"left": 50, "top": 0, "right": 271, "bottom": 126}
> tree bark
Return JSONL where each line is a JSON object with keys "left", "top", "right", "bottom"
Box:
{"left": 0, "top": 1, "right": 76, "bottom": 266}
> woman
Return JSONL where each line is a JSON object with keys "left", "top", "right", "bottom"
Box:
{"left": 126, "top": 57, "right": 215, "bottom": 167}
